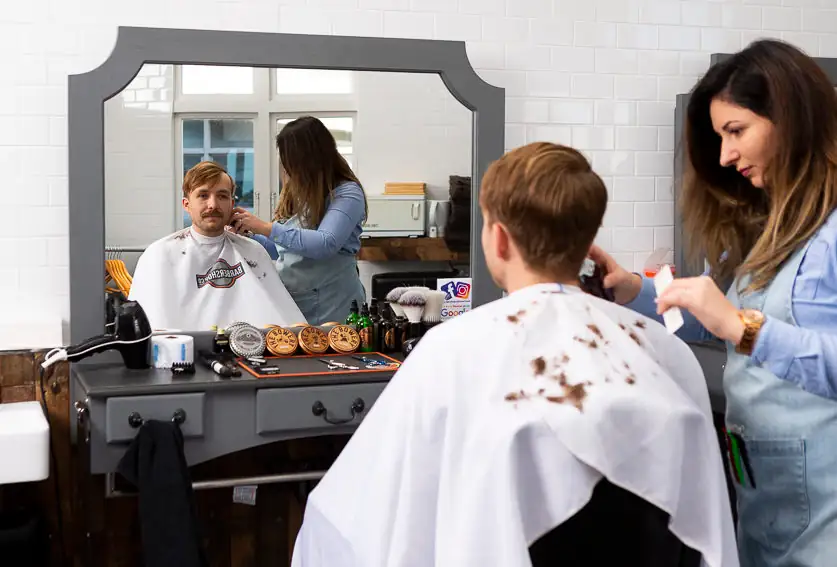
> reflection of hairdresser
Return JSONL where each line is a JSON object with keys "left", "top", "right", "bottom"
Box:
{"left": 231, "top": 116, "right": 367, "bottom": 325}
{"left": 590, "top": 40, "right": 837, "bottom": 566}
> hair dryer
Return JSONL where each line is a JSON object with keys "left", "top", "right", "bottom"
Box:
{"left": 105, "top": 290, "right": 125, "bottom": 331}
{"left": 41, "top": 301, "right": 153, "bottom": 370}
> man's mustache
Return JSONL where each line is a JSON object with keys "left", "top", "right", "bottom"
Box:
{"left": 202, "top": 211, "right": 224, "bottom": 218}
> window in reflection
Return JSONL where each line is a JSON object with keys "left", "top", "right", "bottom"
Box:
{"left": 179, "top": 65, "right": 255, "bottom": 95}
{"left": 180, "top": 118, "right": 255, "bottom": 228}
{"left": 275, "top": 69, "right": 353, "bottom": 95}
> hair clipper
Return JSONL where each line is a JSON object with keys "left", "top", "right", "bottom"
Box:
{"left": 579, "top": 258, "right": 616, "bottom": 302}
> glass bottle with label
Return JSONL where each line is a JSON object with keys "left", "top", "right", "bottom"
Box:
{"left": 369, "top": 299, "right": 383, "bottom": 352}
{"left": 381, "top": 305, "right": 396, "bottom": 353}
{"left": 345, "top": 300, "right": 360, "bottom": 327}
{"left": 357, "top": 303, "right": 374, "bottom": 352}
{"left": 396, "top": 315, "right": 409, "bottom": 349}
{"left": 213, "top": 326, "right": 230, "bottom": 355}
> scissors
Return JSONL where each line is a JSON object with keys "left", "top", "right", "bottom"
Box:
{"left": 319, "top": 359, "right": 359, "bottom": 371}
{"left": 352, "top": 355, "right": 401, "bottom": 369}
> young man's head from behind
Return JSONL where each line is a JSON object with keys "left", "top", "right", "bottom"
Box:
{"left": 182, "top": 161, "right": 236, "bottom": 237}
{"left": 479, "top": 142, "right": 608, "bottom": 293}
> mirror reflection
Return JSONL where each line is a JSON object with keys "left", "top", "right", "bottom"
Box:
{"left": 104, "top": 65, "right": 472, "bottom": 334}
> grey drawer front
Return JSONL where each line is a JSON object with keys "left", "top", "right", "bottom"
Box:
{"left": 105, "top": 393, "right": 205, "bottom": 443}
{"left": 256, "top": 383, "right": 386, "bottom": 434}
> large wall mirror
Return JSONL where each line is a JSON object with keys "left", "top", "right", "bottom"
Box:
{"left": 104, "top": 66, "right": 473, "bottom": 320}
{"left": 69, "top": 27, "right": 504, "bottom": 343}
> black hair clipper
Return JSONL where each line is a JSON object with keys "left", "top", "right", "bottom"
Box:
{"left": 579, "top": 258, "right": 616, "bottom": 302}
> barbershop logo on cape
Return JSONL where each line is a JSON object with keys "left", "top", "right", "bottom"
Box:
{"left": 196, "top": 259, "right": 245, "bottom": 289}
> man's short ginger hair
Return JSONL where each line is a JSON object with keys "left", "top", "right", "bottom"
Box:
{"left": 182, "top": 161, "right": 236, "bottom": 199}
{"left": 479, "top": 142, "right": 608, "bottom": 278}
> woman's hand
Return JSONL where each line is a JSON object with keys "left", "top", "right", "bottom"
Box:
{"left": 656, "top": 276, "right": 745, "bottom": 344}
{"left": 587, "top": 245, "right": 643, "bottom": 305}
{"left": 230, "top": 207, "right": 272, "bottom": 237}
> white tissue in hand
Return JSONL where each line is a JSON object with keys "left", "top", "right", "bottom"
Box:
{"left": 653, "top": 264, "right": 684, "bottom": 334}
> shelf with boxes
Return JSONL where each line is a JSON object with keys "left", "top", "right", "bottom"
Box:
{"left": 358, "top": 237, "right": 467, "bottom": 262}
{"left": 359, "top": 180, "right": 469, "bottom": 262}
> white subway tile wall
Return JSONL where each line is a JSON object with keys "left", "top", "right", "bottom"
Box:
{"left": 2, "top": 0, "right": 837, "bottom": 348}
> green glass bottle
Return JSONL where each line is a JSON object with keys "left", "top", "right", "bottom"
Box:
{"left": 357, "top": 302, "right": 374, "bottom": 352}
{"left": 345, "top": 299, "right": 360, "bottom": 327}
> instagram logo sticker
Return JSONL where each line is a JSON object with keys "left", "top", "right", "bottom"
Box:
{"left": 437, "top": 278, "right": 473, "bottom": 320}
{"left": 441, "top": 281, "right": 471, "bottom": 301}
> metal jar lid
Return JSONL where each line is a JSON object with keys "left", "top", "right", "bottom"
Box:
{"left": 298, "top": 326, "right": 329, "bottom": 355}
{"left": 265, "top": 327, "right": 298, "bottom": 356}
{"left": 229, "top": 325, "right": 266, "bottom": 358}
{"left": 327, "top": 325, "right": 361, "bottom": 354}
{"left": 225, "top": 321, "right": 249, "bottom": 335}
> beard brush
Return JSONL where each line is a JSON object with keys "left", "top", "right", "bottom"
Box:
{"left": 386, "top": 286, "right": 408, "bottom": 318}
{"left": 398, "top": 289, "right": 427, "bottom": 340}
{"left": 422, "top": 290, "right": 445, "bottom": 327}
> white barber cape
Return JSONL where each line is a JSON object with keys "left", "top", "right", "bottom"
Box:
{"left": 291, "top": 283, "right": 739, "bottom": 567}
{"left": 129, "top": 227, "right": 306, "bottom": 330}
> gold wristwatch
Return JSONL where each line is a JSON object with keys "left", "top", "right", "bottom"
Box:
{"left": 735, "top": 309, "right": 766, "bottom": 355}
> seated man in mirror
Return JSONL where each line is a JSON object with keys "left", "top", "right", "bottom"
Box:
{"left": 291, "top": 143, "right": 738, "bottom": 567}
{"left": 128, "top": 161, "right": 306, "bottom": 331}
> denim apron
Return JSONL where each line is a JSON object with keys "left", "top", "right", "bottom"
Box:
{"left": 273, "top": 215, "right": 366, "bottom": 326}
{"left": 725, "top": 231, "right": 837, "bottom": 566}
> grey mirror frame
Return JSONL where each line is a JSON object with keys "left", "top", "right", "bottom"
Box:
{"left": 673, "top": 52, "right": 837, "bottom": 279}
{"left": 68, "top": 26, "right": 505, "bottom": 344}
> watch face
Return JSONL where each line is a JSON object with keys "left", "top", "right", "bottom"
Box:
{"left": 742, "top": 309, "right": 765, "bottom": 324}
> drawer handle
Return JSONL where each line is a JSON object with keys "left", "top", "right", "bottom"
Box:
{"left": 311, "top": 398, "right": 365, "bottom": 425}
{"left": 128, "top": 408, "right": 187, "bottom": 429}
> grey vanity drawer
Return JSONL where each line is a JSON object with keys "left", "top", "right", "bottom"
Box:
{"left": 256, "top": 383, "right": 386, "bottom": 435}
{"left": 105, "top": 393, "right": 206, "bottom": 443}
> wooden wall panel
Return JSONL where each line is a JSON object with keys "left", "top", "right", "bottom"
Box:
{"left": 0, "top": 350, "right": 344, "bottom": 567}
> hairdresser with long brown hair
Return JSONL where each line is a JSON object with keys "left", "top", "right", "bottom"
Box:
{"left": 230, "top": 116, "right": 367, "bottom": 325}
{"left": 591, "top": 40, "right": 837, "bottom": 566}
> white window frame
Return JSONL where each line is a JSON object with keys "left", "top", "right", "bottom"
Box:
{"left": 175, "top": 65, "right": 264, "bottom": 107}
{"left": 172, "top": 66, "right": 359, "bottom": 222}
{"left": 271, "top": 68, "right": 356, "bottom": 103}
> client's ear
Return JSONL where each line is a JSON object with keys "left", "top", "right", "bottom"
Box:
{"left": 494, "top": 222, "right": 513, "bottom": 261}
